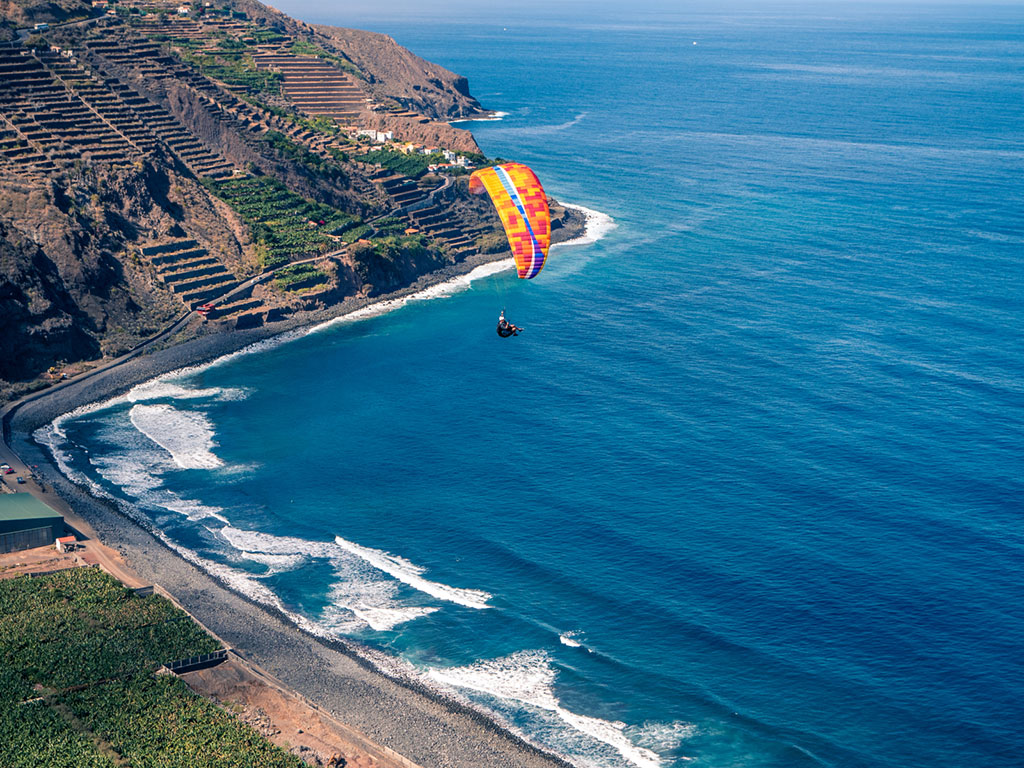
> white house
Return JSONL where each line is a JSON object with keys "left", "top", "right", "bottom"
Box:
{"left": 356, "top": 129, "right": 392, "bottom": 144}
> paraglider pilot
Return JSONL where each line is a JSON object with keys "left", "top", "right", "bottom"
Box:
{"left": 497, "top": 311, "right": 522, "bottom": 338}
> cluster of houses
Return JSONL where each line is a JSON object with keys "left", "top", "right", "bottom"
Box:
{"left": 78, "top": 1, "right": 216, "bottom": 15}
{"left": 353, "top": 128, "right": 475, "bottom": 171}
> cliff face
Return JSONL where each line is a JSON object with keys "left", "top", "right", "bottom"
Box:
{"left": 314, "top": 25, "right": 486, "bottom": 121}
{"left": 0, "top": 161, "right": 236, "bottom": 380}
{"left": 0, "top": 220, "right": 99, "bottom": 382}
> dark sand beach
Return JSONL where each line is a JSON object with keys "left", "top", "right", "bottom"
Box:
{"left": 4, "top": 215, "right": 594, "bottom": 768}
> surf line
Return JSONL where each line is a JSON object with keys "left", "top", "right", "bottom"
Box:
{"left": 334, "top": 535, "right": 492, "bottom": 610}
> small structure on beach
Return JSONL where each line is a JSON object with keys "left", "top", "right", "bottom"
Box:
{"left": 0, "top": 494, "right": 66, "bottom": 554}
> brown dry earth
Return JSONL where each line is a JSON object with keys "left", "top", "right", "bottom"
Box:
{"left": 0, "top": 546, "right": 80, "bottom": 578}
{"left": 182, "top": 657, "right": 425, "bottom": 768}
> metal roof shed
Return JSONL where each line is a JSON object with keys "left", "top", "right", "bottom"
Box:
{"left": 0, "top": 494, "right": 66, "bottom": 554}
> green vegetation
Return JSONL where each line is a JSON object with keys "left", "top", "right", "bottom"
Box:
{"left": 248, "top": 26, "right": 286, "bottom": 44}
{"left": 355, "top": 148, "right": 446, "bottom": 179}
{"left": 261, "top": 131, "right": 347, "bottom": 181}
{"left": 62, "top": 675, "right": 305, "bottom": 768}
{"left": 181, "top": 50, "right": 283, "bottom": 93}
{"left": 0, "top": 569, "right": 304, "bottom": 768}
{"left": 0, "top": 568, "right": 219, "bottom": 696}
{"left": 273, "top": 263, "right": 329, "bottom": 292}
{"left": 329, "top": 146, "right": 351, "bottom": 163}
{"left": 0, "top": 699, "right": 116, "bottom": 768}
{"left": 352, "top": 234, "right": 433, "bottom": 286}
{"left": 373, "top": 216, "right": 409, "bottom": 236}
{"left": 204, "top": 176, "right": 361, "bottom": 268}
{"left": 288, "top": 38, "right": 362, "bottom": 78}
{"left": 340, "top": 223, "right": 373, "bottom": 243}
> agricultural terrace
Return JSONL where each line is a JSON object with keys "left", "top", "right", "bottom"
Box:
{"left": 261, "top": 130, "right": 348, "bottom": 180}
{"left": 273, "top": 262, "right": 329, "bottom": 292}
{"left": 136, "top": 15, "right": 287, "bottom": 95}
{"left": 0, "top": 568, "right": 304, "bottom": 768}
{"left": 356, "top": 148, "right": 445, "bottom": 179}
{"left": 204, "top": 176, "right": 365, "bottom": 269}
{"left": 288, "top": 38, "right": 363, "bottom": 78}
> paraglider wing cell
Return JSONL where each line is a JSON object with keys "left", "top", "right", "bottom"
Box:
{"left": 470, "top": 163, "right": 551, "bottom": 279}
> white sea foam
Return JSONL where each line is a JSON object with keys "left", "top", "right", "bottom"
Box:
{"left": 91, "top": 418, "right": 229, "bottom": 523}
{"left": 449, "top": 110, "right": 509, "bottom": 124}
{"left": 126, "top": 378, "right": 247, "bottom": 403}
{"left": 221, "top": 527, "right": 444, "bottom": 631}
{"left": 240, "top": 551, "right": 306, "bottom": 573}
{"left": 427, "top": 651, "right": 671, "bottom": 768}
{"left": 129, "top": 403, "right": 223, "bottom": 470}
{"left": 559, "top": 630, "right": 584, "bottom": 648}
{"left": 35, "top": 412, "right": 228, "bottom": 526}
{"left": 627, "top": 722, "right": 696, "bottom": 761}
{"left": 221, "top": 526, "right": 335, "bottom": 557}
{"left": 553, "top": 204, "right": 618, "bottom": 250}
{"left": 90, "top": 452, "right": 229, "bottom": 523}
{"left": 496, "top": 112, "right": 589, "bottom": 136}
{"left": 349, "top": 605, "right": 438, "bottom": 632}
{"left": 334, "top": 535, "right": 492, "bottom": 609}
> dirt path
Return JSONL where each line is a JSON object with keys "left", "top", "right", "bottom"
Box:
{"left": 182, "top": 656, "right": 425, "bottom": 768}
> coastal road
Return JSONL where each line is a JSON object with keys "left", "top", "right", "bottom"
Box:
{"left": 0, "top": 299, "right": 199, "bottom": 588}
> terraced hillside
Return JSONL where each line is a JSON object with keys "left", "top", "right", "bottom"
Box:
{"left": 254, "top": 52, "right": 366, "bottom": 122}
{"left": 0, "top": 0, "right": 583, "bottom": 399}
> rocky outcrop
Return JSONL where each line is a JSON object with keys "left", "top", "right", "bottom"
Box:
{"left": 0, "top": 0, "right": 91, "bottom": 26}
{"left": 0, "top": 220, "right": 99, "bottom": 383}
{"left": 347, "top": 236, "right": 455, "bottom": 298}
{"left": 357, "top": 112, "right": 481, "bottom": 154}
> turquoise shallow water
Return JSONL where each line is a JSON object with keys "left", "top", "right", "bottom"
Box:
{"left": 39, "top": 4, "right": 1024, "bottom": 767}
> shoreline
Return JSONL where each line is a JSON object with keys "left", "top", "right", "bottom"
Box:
{"left": 449, "top": 110, "right": 509, "bottom": 125}
{"left": 7, "top": 203, "right": 615, "bottom": 768}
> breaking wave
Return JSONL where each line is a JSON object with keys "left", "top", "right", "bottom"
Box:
{"left": 126, "top": 378, "right": 248, "bottom": 403}
{"left": 555, "top": 204, "right": 617, "bottom": 249}
{"left": 560, "top": 630, "right": 584, "bottom": 648}
{"left": 129, "top": 404, "right": 223, "bottom": 470}
{"left": 427, "top": 651, "right": 688, "bottom": 768}
{"left": 450, "top": 110, "right": 509, "bottom": 124}
{"left": 334, "top": 535, "right": 492, "bottom": 609}
{"left": 36, "top": 412, "right": 229, "bottom": 524}
{"left": 221, "top": 527, "right": 446, "bottom": 632}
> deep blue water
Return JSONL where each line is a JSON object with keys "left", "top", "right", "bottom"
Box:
{"left": 41, "top": 4, "right": 1024, "bottom": 767}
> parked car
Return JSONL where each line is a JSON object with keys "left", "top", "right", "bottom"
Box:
{"left": 16, "top": 476, "right": 26, "bottom": 484}
{"left": 3, "top": 468, "right": 14, "bottom": 475}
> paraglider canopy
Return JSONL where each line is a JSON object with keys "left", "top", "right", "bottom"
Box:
{"left": 470, "top": 163, "right": 551, "bottom": 280}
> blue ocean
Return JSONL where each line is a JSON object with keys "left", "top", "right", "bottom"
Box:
{"left": 38, "top": 3, "right": 1024, "bottom": 767}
